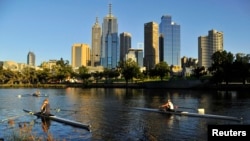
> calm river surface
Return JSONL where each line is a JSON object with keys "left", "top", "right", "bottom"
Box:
{"left": 0, "top": 88, "right": 249, "bottom": 141}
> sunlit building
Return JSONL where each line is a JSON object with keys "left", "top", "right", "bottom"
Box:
{"left": 198, "top": 29, "right": 223, "bottom": 69}
{"left": 91, "top": 17, "right": 101, "bottom": 67}
{"left": 126, "top": 48, "right": 143, "bottom": 68}
{"left": 71, "top": 43, "right": 90, "bottom": 68}
{"left": 101, "top": 4, "right": 119, "bottom": 69}
{"left": 27, "top": 51, "right": 35, "bottom": 66}
{"left": 144, "top": 21, "right": 159, "bottom": 70}
{"left": 159, "top": 15, "right": 181, "bottom": 66}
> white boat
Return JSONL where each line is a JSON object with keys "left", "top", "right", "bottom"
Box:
{"left": 132, "top": 107, "right": 243, "bottom": 122}
{"left": 23, "top": 109, "right": 91, "bottom": 131}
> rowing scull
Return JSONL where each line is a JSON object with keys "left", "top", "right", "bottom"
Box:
{"left": 23, "top": 109, "right": 91, "bottom": 131}
{"left": 132, "top": 107, "right": 243, "bottom": 122}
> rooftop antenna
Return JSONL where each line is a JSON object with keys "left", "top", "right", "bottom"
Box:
{"left": 95, "top": 17, "right": 98, "bottom": 24}
{"left": 109, "top": 3, "right": 112, "bottom": 16}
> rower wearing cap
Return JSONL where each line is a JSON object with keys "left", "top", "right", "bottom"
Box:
{"left": 40, "top": 98, "right": 50, "bottom": 115}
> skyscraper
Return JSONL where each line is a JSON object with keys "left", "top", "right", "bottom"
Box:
{"left": 144, "top": 21, "right": 159, "bottom": 70}
{"left": 198, "top": 29, "right": 224, "bottom": 69}
{"left": 91, "top": 17, "right": 101, "bottom": 67}
{"left": 71, "top": 43, "right": 90, "bottom": 68}
{"left": 120, "top": 32, "right": 131, "bottom": 62}
{"left": 101, "top": 4, "right": 119, "bottom": 69}
{"left": 27, "top": 51, "right": 35, "bottom": 66}
{"left": 159, "top": 15, "right": 181, "bottom": 66}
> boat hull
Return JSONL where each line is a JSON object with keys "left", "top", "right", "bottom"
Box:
{"left": 23, "top": 109, "right": 91, "bottom": 131}
{"left": 132, "top": 107, "right": 243, "bottom": 122}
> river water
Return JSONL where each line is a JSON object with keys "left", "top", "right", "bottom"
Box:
{"left": 0, "top": 88, "right": 249, "bottom": 141}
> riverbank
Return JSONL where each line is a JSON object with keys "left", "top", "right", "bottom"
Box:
{"left": 0, "top": 80, "right": 250, "bottom": 90}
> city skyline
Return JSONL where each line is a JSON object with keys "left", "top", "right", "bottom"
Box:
{"left": 0, "top": 0, "right": 249, "bottom": 66}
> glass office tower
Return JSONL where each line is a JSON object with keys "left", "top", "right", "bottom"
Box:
{"left": 101, "top": 4, "right": 119, "bottom": 69}
{"left": 159, "top": 15, "right": 181, "bottom": 66}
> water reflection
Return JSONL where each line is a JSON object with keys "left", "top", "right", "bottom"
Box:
{"left": 0, "top": 88, "right": 249, "bottom": 140}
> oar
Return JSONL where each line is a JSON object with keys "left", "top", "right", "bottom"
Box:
{"left": 1, "top": 114, "right": 28, "bottom": 122}
{"left": 176, "top": 106, "right": 197, "bottom": 110}
{"left": 51, "top": 108, "right": 78, "bottom": 113}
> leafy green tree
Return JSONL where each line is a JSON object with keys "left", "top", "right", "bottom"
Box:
{"left": 209, "top": 50, "right": 234, "bottom": 84}
{"left": 154, "top": 61, "right": 170, "bottom": 81}
{"left": 78, "top": 66, "right": 91, "bottom": 83}
{"left": 36, "top": 68, "right": 50, "bottom": 83}
{"left": 118, "top": 59, "right": 140, "bottom": 85}
{"left": 53, "top": 58, "right": 73, "bottom": 83}
{"left": 192, "top": 66, "right": 206, "bottom": 79}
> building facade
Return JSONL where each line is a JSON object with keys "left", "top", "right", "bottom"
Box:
{"left": 159, "top": 15, "right": 181, "bottom": 66}
{"left": 101, "top": 4, "right": 119, "bottom": 69}
{"left": 120, "top": 32, "right": 131, "bottom": 62}
{"left": 144, "top": 21, "right": 159, "bottom": 70}
{"left": 126, "top": 48, "right": 143, "bottom": 68}
{"left": 27, "top": 51, "right": 35, "bottom": 66}
{"left": 71, "top": 43, "right": 90, "bottom": 68}
{"left": 91, "top": 17, "right": 102, "bottom": 67}
{"left": 198, "top": 29, "right": 223, "bottom": 69}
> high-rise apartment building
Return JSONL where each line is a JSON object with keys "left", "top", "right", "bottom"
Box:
{"left": 71, "top": 43, "right": 90, "bottom": 68}
{"left": 198, "top": 29, "right": 224, "bottom": 69}
{"left": 91, "top": 17, "right": 101, "bottom": 67}
{"left": 27, "top": 51, "right": 35, "bottom": 66}
{"left": 101, "top": 4, "right": 119, "bottom": 69}
{"left": 159, "top": 15, "right": 181, "bottom": 66}
{"left": 120, "top": 32, "right": 131, "bottom": 62}
{"left": 144, "top": 21, "right": 159, "bottom": 70}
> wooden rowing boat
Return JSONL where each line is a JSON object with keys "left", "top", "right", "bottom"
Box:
{"left": 23, "top": 109, "right": 91, "bottom": 131}
{"left": 132, "top": 107, "right": 243, "bottom": 122}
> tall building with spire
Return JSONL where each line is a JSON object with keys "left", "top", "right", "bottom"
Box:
{"left": 198, "top": 29, "right": 224, "bottom": 69}
{"left": 91, "top": 17, "right": 101, "bottom": 67}
{"left": 120, "top": 32, "right": 131, "bottom": 62}
{"left": 27, "top": 51, "right": 35, "bottom": 66}
{"left": 101, "top": 4, "right": 119, "bottom": 69}
{"left": 159, "top": 15, "right": 181, "bottom": 66}
{"left": 144, "top": 21, "right": 159, "bottom": 70}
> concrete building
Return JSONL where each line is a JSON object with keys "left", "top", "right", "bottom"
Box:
{"left": 144, "top": 21, "right": 159, "bottom": 70}
{"left": 27, "top": 51, "right": 35, "bottom": 66}
{"left": 198, "top": 29, "right": 223, "bottom": 69}
{"left": 71, "top": 43, "right": 90, "bottom": 68}
{"left": 91, "top": 17, "right": 101, "bottom": 67}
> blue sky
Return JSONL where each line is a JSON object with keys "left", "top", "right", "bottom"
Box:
{"left": 0, "top": 0, "right": 250, "bottom": 66}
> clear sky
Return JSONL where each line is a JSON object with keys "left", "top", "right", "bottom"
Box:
{"left": 0, "top": 0, "right": 250, "bottom": 66}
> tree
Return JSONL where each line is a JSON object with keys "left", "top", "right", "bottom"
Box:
{"left": 78, "top": 66, "right": 91, "bottom": 83}
{"left": 192, "top": 66, "right": 206, "bottom": 79}
{"left": 154, "top": 61, "right": 170, "bottom": 81}
{"left": 53, "top": 58, "right": 73, "bottom": 83}
{"left": 118, "top": 59, "right": 140, "bottom": 85}
{"left": 209, "top": 50, "right": 234, "bottom": 84}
